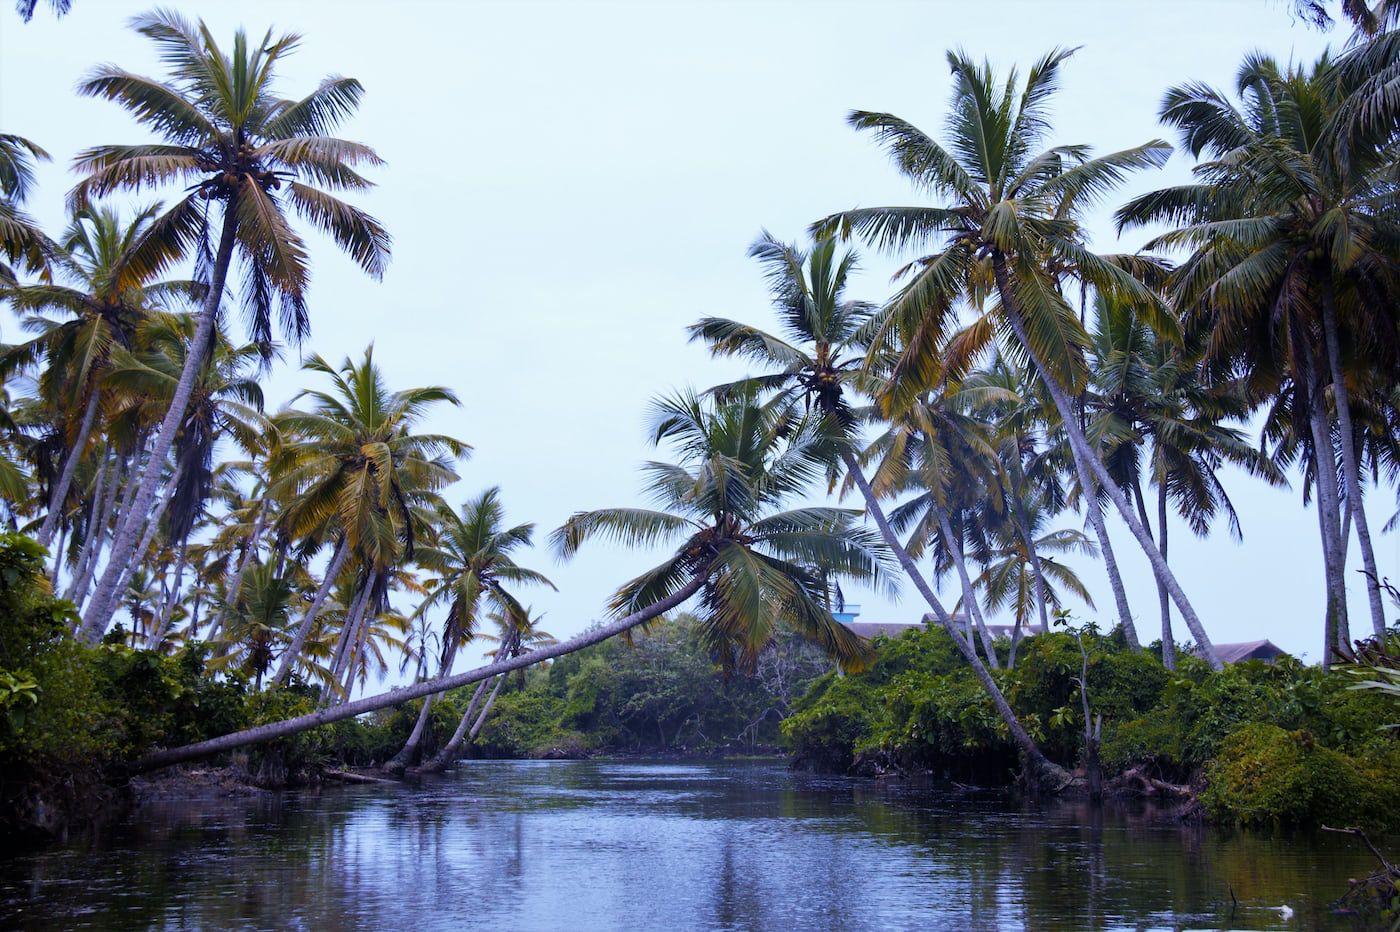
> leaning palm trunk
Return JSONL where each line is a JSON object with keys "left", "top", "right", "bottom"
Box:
{"left": 841, "top": 449, "right": 1069, "bottom": 787}
{"left": 934, "top": 505, "right": 999, "bottom": 668}
{"left": 271, "top": 537, "right": 350, "bottom": 687}
{"left": 38, "top": 389, "right": 101, "bottom": 548}
{"left": 1083, "top": 491, "right": 1139, "bottom": 649}
{"left": 133, "top": 573, "right": 709, "bottom": 773}
{"left": 67, "top": 453, "right": 120, "bottom": 606}
{"left": 324, "top": 583, "right": 371, "bottom": 703}
{"left": 415, "top": 678, "right": 493, "bottom": 774}
{"left": 1008, "top": 473, "right": 1051, "bottom": 634}
{"left": 111, "top": 470, "right": 180, "bottom": 614}
{"left": 147, "top": 542, "right": 187, "bottom": 649}
{"left": 991, "top": 256, "right": 1216, "bottom": 669}
{"left": 218, "top": 503, "right": 268, "bottom": 630}
{"left": 1303, "top": 360, "right": 1350, "bottom": 668}
{"left": 385, "top": 639, "right": 460, "bottom": 773}
{"left": 1320, "top": 290, "right": 1387, "bottom": 639}
{"left": 80, "top": 203, "right": 240, "bottom": 644}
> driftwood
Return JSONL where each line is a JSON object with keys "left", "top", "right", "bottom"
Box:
{"left": 1114, "top": 766, "right": 1193, "bottom": 798}
{"left": 1321, "top": 825, "right": 1400, "bottom": 917}
{"left": 322, "top": 769, "right": 397, "bottom": 785}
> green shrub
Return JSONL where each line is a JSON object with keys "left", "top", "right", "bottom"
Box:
{"left": 1202, "top": 723, "right": 1400, "bottom": 827}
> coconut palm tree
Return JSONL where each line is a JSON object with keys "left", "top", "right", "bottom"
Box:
{"left": 384, "top": 487, "right": 554, "bottom": 772}
{"left": 1117, "top": 51, "right": 1400, "bottom": 647}
{"left": 72, "top": 10, "right": 390, "bottom": 641}
{"left": 210, "top": 562, "right": 300, "bottom": 691}
{"left": 811, "top": 48, "right": 1228, "bottom": 668}
{"left": 268, "top": 347, "right": 467, "bottom": 686}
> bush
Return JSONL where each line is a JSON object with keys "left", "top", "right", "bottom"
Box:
{"left": 1202, "top": 723, "right": 1400, "bottom": 827}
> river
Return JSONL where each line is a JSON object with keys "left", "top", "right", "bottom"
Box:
{"left": 0, "top": 760, "right": 1385, "bottom": 930}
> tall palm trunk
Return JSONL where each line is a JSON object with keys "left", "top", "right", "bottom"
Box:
{"left": 1155, "top": 482, "right": 1175, "bottom": 671}
{"left": 67, "top": 453, "right": 120, "bottom": 605}
{"left": 1320, "top": 289, "right": 1387, "bottom": 639}
{"left": 219, "top": 502, "right": 268, "bottom": 628}
{"left": 934, "top": 504, "right": 1000, "bottom": 668}
{"left": 112, "top": 468, "right": 180, "bottom": 614}
{"left": 1007, "top": 467, "right": 1051, "bottom": 634}
{"left": 38, "top": 389, "right": 101, "bottom": 548}
{"left": 991, "top": 255, "right": 1216, "bottom": 669}
{"left": 1301, "top": 350, "right": 1350, "bottom": 668}
{"left": 1084, "top": 488, "right": 1139, "bottom": 649}
{"left": 385, "top": 638, "right": 461, "bottom": 772}
{"left": 49, "top": 522, "right": 67, "bottom": 589}
{"left": 135, "top": 572, "right": 709, "bottom": 773}
{"left": 272, "top": 537, "right": 349, "bottom": 687}
{"left": 325, "top": 581, "right": 371, "bottom": 702}
{"left": 148, "top": 542, "right": 187, "bottom": 649}
{"left": 80, "top": 202, "right": 240, "bottom": 644}
{"left": 840, "top": 449, "right": 1068, "bottom": 787}
{"left": 416, "top": 678, "right": 493, "bottom": 774}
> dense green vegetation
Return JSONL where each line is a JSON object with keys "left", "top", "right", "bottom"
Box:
{"left": 1, "top": 4, "right": 1400, "bottom": 875}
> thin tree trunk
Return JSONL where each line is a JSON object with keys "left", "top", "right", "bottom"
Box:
{"left": 49, "top": 521, "right": 67, "bottom": 589}
{"left": 76, "top": 446, "right": 145, "bottom": 610}
{"left": 67, "top": 452, "right": 119, "bottom": 605}
{"left": 416, "top": 678, "right": 492, "bottom": 774}
{"left": 841, "top": 449, "right": 1068, "bottom": 787}
{"left": 80, "top": 202, "right": 240, "bottom": 644}
{"left": 38, "top": 389, "right": 101, "bottom": 548}
{"left": 324, "top": 581, "right": 372, "bottom": 703}
{"left": 1008, "top": 468, "right": 1051, "bottom": 634}
{"left": 990, "top": 254, "right": 1216, "bottom": 669}
{"left": 134, "top": 572, "right": 710, "bottom": 773}
{"left": 112, "top": 466, "right": 181, "bottom": 616}
{"left": 1303, "top": 357, "right": 1350, "bottom": 669}
{"left": 1084, "top": 489, "right": 1139, "bottom": 649}
{"left": 1156, "top": 481, "right": 1175, "bottom": 671}
{"left": 1320, "top": 288, "right": 1387, "bottom": 639}
{"left": 468, "top": 675, "right": 505, "bottom": 739}
{"left": 934, "top": 504, "right": 1000, "bottom": 668}
{"left": 219, "top": 502, "right": 267, "bottom": 627}
{"left": 272, "top": 537, "right": 350, "bottom": 687}
{"left": 148, "top": 542, "right": 187, "bottom": 649}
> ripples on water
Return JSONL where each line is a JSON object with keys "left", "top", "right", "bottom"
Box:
{"left": 0, "top": 759, "right": 1386, "bottom": 930}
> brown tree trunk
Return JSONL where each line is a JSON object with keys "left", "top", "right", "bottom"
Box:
{"left": 38, "top": 389, "right": 101, "bottom": 548}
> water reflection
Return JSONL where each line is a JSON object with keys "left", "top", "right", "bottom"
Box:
{"left": 0, "top": 760, "right": 1386, "bottom": 930}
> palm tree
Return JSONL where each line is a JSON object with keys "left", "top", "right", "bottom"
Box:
{"left": 269, "top": 347, "right": 468, "bottom": 686}
{"left": 384, "top": 487, "right": 554, "bottom": 773}
{"left": 72, "top": 10, "right": 390, "bottom": 641}
{"left": 1087, "top": 295, "right": 1283, "bottom": 667}
{"left": 691, "top": 232, "right": 1071, "bottom": 781}
{"left": 0, "top": 133, "right": 52, "bottom": 285}
{"left": 811, "top": 49, "right": 1227, "bottom": 668}
{"left": 211, "top": 563, "right": 299, "bottom": 691}
{"left": 1117, "top": 51, "right": 1400, "bottom": 646}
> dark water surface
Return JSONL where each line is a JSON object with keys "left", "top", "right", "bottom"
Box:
{"left": 0, "top": 759, "right": 1386, "bottom": 930}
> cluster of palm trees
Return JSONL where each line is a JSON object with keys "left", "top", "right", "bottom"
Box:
{"left": 1, "top": 8, "right": 1398, "bottom": 780}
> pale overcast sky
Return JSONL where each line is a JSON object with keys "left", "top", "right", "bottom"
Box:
{"left": 2, "top": 1, "right": 1390, "bottom": 676}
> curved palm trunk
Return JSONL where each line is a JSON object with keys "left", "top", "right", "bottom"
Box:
{"left": 67, "top": 453, "right": 120, "bottom": 606}
{"left": 112, "top": 467, "right": 181, "bottom": 617}
{"left": 415, "top": 678, "right": 492, "bottom": 774}
{"left": 991, "top": 255, "right": 1216, "bottom": 669}
{"left": 934, "top": 505, "right": 1000, "bottom": 668}
{"left": 1083, "top": 490, "right": 1139, "bottom": 650}
{"left": 384, "top": 639, "right": 461, "bottom": 772}
{"left": 1320, "top": 290, "right": 1387, "bottom": 639}
{"left": 133, "top": 572, "right": 709, "bottom": 773}
{"left": 325, "top": 582, "right": 371, "bottom": 703}
{"left": 272, "top": 537, "right": 349, "bottom": 687}
{"left": 841, "top": 449, "right": 1068, "bottom": 787}
{"left": 38, "top": 390, "right": 101, "bottom": 549}
{"left": 79, "top": 202, "right": 240, "bottom": 644}
{"left": 468, "top": 676, "right": 505, "bottom": 738}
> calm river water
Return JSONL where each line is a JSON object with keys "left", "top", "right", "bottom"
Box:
{"left": 0, "top": 759, "right": 1386, "bottom": 930}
